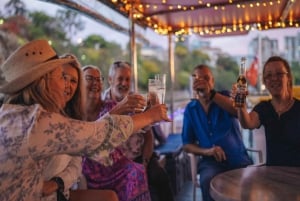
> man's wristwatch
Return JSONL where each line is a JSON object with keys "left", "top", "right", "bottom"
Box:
{"left": 50, "top": 177, "right": 65, "bottom": 192}
{"left": 209, "top": 89, "right": 216, "bottom": 101}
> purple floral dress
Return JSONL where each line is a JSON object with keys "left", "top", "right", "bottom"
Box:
{"left": 0, "top": 104, "right": 133, "bottom": 201}
{"left": 82, "top": 98, "right": 151, "bottom": 201}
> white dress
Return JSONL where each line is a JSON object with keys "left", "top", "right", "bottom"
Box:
{"left": 42, "top": 154, "right": 82, "bottom": 201}
{"left": 0, "top": 104, "right": 133, "bottom": 201}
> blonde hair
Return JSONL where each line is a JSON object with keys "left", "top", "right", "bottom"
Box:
{"left": 3, "top": 72, "right": 64, "bottom": 114}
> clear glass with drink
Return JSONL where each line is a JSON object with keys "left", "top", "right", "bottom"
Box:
{"left": 148, "top": 74, "right": 167, "bottom": 125}
{"left": 148, "top": 74, "right": 166, "bottom": 104}
{"left": 155, "top": 74, "right": 166, "bottom": 104}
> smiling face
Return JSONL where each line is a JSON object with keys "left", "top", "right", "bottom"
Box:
{"left": 109, "top": 67, "right": 131, "bottom": 102}
{"left": 63, "top": 64, "right": 79, "bottom": 103}
{"left": 83, "top": 67, "right": 103, "bottom": 100}
{"left": 263, "top": 60, "right": 291, "bottom": 98}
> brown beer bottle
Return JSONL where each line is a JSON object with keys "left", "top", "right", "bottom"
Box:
{"left": 234, "top": 57, "right": 247, "bottom": 107}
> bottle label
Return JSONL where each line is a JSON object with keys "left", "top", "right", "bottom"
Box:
{"left": 234, "top": 75, "right": 247, "bottom": 107}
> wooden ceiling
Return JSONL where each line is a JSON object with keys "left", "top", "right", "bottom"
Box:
{"left": 97, "top": 0, "right": 300, "bottom": 37}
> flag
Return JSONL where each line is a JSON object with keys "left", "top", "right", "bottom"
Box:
{"left": 246, "top": 56, "right": 258, "bottom": 86}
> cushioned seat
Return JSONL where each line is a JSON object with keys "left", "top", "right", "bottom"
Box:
{"left": 155, "top": 133, "right": 182, "bottom": 156}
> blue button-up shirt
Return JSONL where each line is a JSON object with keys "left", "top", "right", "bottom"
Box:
{"left": 182, "top": 91, "right": 252, "bottom": 168}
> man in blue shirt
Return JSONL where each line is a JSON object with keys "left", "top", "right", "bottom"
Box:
{"left": 182, "top": 64, "right": 252, "bottom": 201}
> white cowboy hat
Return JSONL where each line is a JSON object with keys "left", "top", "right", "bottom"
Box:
{"left": 0, "top": 39, "right": 74, "bottom": 94}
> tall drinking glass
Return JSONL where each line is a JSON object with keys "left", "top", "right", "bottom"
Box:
{"left": 148, "top": 78, "right": 164, "bottom": 125}
{"left": 154, "top": 74, "right": 166, "bottom": 104}
{"left": 148, "top": 79, "right": 160, "bottom": 106}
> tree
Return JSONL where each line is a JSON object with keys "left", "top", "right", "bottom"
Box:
{"left": 56, "top": 9, "right": 84, "bottom": 40}
{"left": 214, "top": 55, "right": 239, "bottom": 90}
{"left": 4, "top": 0, "right": 27, "bottom": 17}
{"left": 216, "top": 55, "right": 239, "bottom": 73}
{"left": 174, "top": 43, "right": 211, "bottom": 89}
{"left": 28, "top": 11, "right": 65, "bottom": 40}
{"left": 291, "top": 61, "right": 300, "bottom": 85}
{"left": 75, "top": 34, "right": 124, "bottom": 88}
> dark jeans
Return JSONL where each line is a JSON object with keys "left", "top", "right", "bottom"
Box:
{"left": 198, "top": 158, "right": 232, "bottom": 201}
{"left": 135, "top": 153, "right": 174, "bottom": 201}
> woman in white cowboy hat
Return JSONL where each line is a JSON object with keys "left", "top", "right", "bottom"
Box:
{"left": 0, "top": 39, "right": 171, "bottom": 201}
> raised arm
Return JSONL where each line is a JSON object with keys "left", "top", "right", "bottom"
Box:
{"left": 27, "top": 104, "right": 169, "bottom": 160}
{"left": 231, "top": 84, "right": 261, "bottom": 129}
{"left": 211, "top": 91, "right": 237, "bottom": 116}
{"left": 237, "top": 105, "right": 261, "bottom": 129}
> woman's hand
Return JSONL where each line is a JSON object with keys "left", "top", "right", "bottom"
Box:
{"left": 231, "top": 83, "right": 248, "bottom": 100}
{"left": 146, "top": 104, "right": 172, "bottom": 123}
{"left": 111, "top": 94, "right": 146, "bottom": 114}
{"left": 42, "top": 180, "right": 58, "bottom": 196}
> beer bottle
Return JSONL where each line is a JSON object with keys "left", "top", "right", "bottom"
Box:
{"left": 234, "top": 57, "right": 247, "bottom": 107}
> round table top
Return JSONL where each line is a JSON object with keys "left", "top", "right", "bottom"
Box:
{"left": 210, "top": 166, "right": 300, "bottom": 201}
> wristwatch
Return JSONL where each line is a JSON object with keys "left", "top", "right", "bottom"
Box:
{"left": 209, "top": 89, "right": 216, "bottom": 101}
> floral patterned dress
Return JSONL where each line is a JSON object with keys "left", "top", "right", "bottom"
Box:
{"left": 82, "top": 98, "right": 151, "bottom": 201}
{"left": 0, "top": 104, "right": 133, "bottom": 201}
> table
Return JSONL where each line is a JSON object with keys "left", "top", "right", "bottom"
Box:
{"left": 210, "top": 166, "right": 300, "bottom": 201}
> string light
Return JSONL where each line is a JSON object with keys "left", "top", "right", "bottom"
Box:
{"left": 108, "top": 0, "right": 299, "bottom": 37}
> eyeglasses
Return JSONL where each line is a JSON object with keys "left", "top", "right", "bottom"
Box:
{"left": 263, "top": 72, "right": 288, "bottom": 81}
{"left": 85, "top": 75, "right": 104, "bottom": 83}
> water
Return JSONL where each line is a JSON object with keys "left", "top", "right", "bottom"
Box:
{"left": 157, "top": 87, "right": 166, "bottom": 104}
{"left": 149, "top": 84, "right": 166, "bottom": 104}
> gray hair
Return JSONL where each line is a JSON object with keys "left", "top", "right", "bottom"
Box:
{"left": 108, "top": 61, "right": 131, "bottom": 77}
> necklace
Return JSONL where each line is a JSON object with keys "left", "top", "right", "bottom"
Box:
{"left": 271, "top": 98, "right": 294, "bottom": 115}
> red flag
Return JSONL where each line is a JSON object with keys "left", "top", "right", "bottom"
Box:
{"left": 246, "top": 56, "right": 258, "bottom": 86}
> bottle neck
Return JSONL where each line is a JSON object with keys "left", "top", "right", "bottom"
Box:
{"left": 239, "top": 60, "right": 246, "bottom": 76}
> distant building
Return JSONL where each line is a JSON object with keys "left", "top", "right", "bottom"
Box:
{"left": 284, "top": 32, "right": 300, "bottom": 63}
{"left": 140, "top": 44, "right": 167, "bottom": 61}
{"left": 248, "top": 35, "right": 279, "bottom": 64}
{"left": 189, "top": 38, "right": 211, "bottom": 50}
{"left": 200, "top": 46, "right": 226, "bottom": 67}
{"left": 188, "top": 37, "right": 226, "bottom": 67}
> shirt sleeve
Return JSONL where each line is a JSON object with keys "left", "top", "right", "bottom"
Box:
{"left": 181, "top": 104, "right": 197, "bottom": 145}
{"left": 252, "top": 100, "right": 271, "bottom": 127}
{"left": 28, "top": 105, "right": 133, "bottom": 163}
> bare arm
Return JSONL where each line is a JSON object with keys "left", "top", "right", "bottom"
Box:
{"left": 231, "top": 83, "right": 260, "bottom": 129}
{"left": 211, "top": 92, "right": 237, "bottom": 116}
{"left": 131, "top": 104, "right": 171, "bottom": 133}
{"left": 109, "top": 94, "right": 146, "bottom": 115}
{"left": 183, "top": 143, "right": 226, "bottom": 162}
{"left": 237, "top": 105, "right": 261, "bottom": 129}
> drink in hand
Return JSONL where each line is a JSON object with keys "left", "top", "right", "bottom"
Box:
{"left": 234, "top": 57, "right": 247, "bottom": 107}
